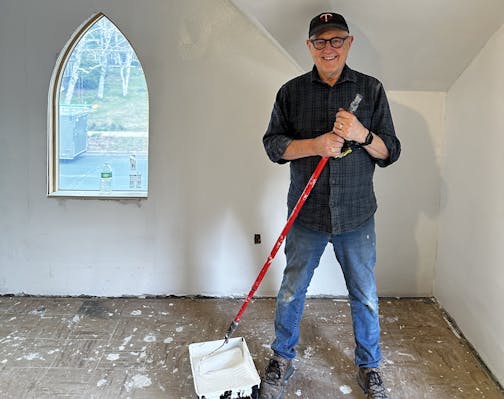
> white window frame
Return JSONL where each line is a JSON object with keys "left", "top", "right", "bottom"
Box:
{"left": 47, "top": 12, "right": 149, "bottom": 199}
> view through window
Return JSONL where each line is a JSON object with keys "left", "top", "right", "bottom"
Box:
{"left": 50, "top": 14, "right": 148, "bottom": 197}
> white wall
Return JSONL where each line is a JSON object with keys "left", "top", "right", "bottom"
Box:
{"left": 376, "top": 91, "right": 445, "bottom": 296}
{"left": 0, "top": 0, "right": 443, "bottom": 298}
{"left": 436, "top": 24, "right": 504, "bottom": 385}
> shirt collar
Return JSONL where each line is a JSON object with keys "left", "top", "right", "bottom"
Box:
{"left": 310, "top": 64, "right": 357, "bottom": 85}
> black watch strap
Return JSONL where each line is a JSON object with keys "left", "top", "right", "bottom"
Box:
{"left": 362, "top": 130, "right": 373, "bottom": 146}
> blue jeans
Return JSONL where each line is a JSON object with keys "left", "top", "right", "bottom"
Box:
{"left": 271, "top": 216, "right": 381, "bottom": 369}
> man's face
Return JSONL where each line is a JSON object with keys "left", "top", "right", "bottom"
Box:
{"left": 306, "top": 29, "right": 353, "bottom": 83}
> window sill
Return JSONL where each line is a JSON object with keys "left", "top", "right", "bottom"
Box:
{"left": 48, "top": 190, "right": 148, "bottom": 199}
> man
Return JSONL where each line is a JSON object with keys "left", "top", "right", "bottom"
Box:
{"left": 260, "top": 12, "right": 401, "bottom": 399}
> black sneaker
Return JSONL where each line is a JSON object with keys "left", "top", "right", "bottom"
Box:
{"left": 259, "top": 355, "right": 295, "bottom": 399}
{"left": 357, "top": 368, "right": 390, "bottom": 399}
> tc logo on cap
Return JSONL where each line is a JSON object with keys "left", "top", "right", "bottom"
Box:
{"left": 320, "top": 13, "right": 334, "bottom": 23}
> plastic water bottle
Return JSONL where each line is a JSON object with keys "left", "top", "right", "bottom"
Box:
{"left": 129, "top": 154, "right": 137, "bottom": 189}
{"left": 129, "top": 154, "right": 142, "bottom": 189}
{"left": 100, "top": 162, "right": 112, "bottom": 194}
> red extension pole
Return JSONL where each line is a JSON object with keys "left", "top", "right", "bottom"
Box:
{"left": 224, "top": 156, "right": 329, "bottom": 341}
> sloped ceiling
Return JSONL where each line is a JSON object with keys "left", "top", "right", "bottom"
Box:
{"left": 231, "top": 0, "right": 504, "bottom": 91}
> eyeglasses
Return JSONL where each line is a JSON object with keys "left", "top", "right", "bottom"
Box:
{"left": 310, "top": 36, "right": 349, "bottom": 50}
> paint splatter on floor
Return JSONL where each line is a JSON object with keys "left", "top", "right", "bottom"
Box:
{"left": 143, "top": 334, "right": 156, "bottom": 342}
{"left": 96, "top": 378, "right": 107, "bottom": 387}
{"left": 121, "top": 335, "right": 133, "bottom": 347}
{"left": 339, "top": 385, "right": 352, "bottom": 394}
{"left": 124, "top": 373, "right": 152, "bottom": 392}
{"left": 16, "top": 353, "right": 44, "bottom": 361}
{"left": 303, "top": 346, "right": 314, "bottom": 359}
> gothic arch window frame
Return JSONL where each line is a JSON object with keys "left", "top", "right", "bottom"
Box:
{"left": 47, "top": 12, "right": 149, "bottom": 198}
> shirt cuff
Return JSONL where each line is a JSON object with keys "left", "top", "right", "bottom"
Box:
{"left": 265, "top": 136, "right": 293, "bottom": 164}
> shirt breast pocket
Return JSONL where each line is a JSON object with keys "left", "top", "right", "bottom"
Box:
{"left": 353, "top": 106, "right": 372, "bottom": 129}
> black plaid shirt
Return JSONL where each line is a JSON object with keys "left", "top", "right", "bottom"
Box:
{"left": 263, "top": 65, "right": 401, "bottom": 234}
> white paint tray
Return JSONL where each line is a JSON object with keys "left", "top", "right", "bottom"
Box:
{"left": 189, "top": 337, "right": 260, "bottom": 399}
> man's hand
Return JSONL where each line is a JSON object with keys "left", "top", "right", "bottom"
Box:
{"left": 312, "top": 132, "right": 345, "bottom": 158}
{"left": 333, "top": 108, "right": 368, "bottom": 143}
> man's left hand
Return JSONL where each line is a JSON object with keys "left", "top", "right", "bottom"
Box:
{"left": 333, "top": 108, "right": 368, "bottom": 143}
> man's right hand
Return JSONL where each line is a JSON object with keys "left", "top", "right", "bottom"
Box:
{"left": 281, "top": 132, "right": 345, "bottom": 161}
{"left": 312, "top": 132, "right": 345, "bottom": 158}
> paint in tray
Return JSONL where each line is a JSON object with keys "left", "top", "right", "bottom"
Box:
{"left": 189, "top": 337, "right": 260, "bottom": 399}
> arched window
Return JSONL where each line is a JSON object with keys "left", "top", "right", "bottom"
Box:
{"left": 48, "top": 13, "right": 149, "bottom": 198}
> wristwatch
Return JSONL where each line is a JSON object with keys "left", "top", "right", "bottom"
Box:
{"left": 361, "top": 130, "right": 373, "bottom": 146}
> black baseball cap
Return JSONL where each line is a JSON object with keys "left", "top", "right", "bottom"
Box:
{"left": 309, "top": 12, "right": 349, "bottom": 37}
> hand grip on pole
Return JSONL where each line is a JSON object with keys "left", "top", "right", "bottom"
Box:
{"left": 340, "top": 93, "right": 363, "bottom": 155}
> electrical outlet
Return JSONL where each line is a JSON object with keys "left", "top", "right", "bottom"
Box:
{"left": 254, "top": 234, "right": 261, "bottom": 244}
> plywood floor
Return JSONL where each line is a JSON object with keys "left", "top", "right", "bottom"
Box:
{"left": 0, "top": 296, "right": 502, "bottom": 399}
